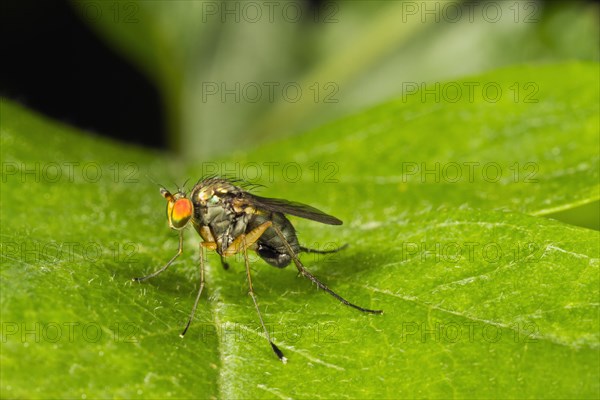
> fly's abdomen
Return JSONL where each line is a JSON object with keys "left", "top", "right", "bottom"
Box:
{"left": 248, "top": 212, "right": 299, "bottom": 268}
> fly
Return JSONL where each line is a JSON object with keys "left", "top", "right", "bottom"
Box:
{"left": 134, "top": 177, "right": 382, "bottom": 363}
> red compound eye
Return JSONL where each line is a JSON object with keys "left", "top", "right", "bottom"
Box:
{"left": 169, "top": 198, "right": 193, "bottom": 229}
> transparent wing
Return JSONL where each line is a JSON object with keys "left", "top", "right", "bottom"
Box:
{"left": 241, "top": 194, "right": 343, "bottom": 225}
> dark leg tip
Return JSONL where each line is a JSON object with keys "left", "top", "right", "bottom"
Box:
{"left": 361, "top": 307, "right": 384, "bottom": 314}
{"left": 220, "top": 257, "right": 230, "bottom": 270}
{"left": 271, "top": 342, "right": 287, "bottom": 364}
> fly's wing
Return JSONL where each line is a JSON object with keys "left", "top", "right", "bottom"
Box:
{"left": 240, "top": 193, "right": 343, "bottom": 225}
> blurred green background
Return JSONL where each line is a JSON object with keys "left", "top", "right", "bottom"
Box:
{"left": 73, "top": 0, "right": 599, "bottom": 158}
{"left": 3, "top": 0, "right": 598, "bottom": 162}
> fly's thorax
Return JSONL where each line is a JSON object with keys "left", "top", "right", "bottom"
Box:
{"left": 189, "top": 179, "right": 252, "bottom": 252}
{"left": 191, "top": 179, "right": 241, "bottom": 205}
{"left": 198, "top": 202, "right": 235, "bottom": 226}
{"left": 190, "top": 179, "right": 242, "bottom": 225}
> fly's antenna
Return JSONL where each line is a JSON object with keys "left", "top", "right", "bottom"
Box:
{"left": 175, "top": 178, "right": 190, "bottom": 194}
{"left": 146, "top": 173, "right": 166, "bottom": 190}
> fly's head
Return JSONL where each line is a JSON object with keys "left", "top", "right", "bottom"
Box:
{"left": 160, "top": 187, "right": 193, "bottom": 230}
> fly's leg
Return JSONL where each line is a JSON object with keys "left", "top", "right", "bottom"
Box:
{"left": 222, "top": 221, "right": 287, "bottom": 362}
{"left": 241, "top": 234, "right": 287, "bottom": 363}
{"left": 133, "top": 231, "right": 184, "bottom": 282}
{"left": 222, "top": 221, "right": 272, "bottom": 256}
{"left": 271, "top": 225, "right": 383, "bottom": 315}
{"left": 220, "top": 256, "right": 230, "bottom": 270}
{"left": 180, "top": 242, "right": 208, "bottom": 338}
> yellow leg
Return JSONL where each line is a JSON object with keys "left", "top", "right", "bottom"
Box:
{"left": 222, "top": 221, "right": 272, "bottom": 257}
{"left": 201, "top": 241, "right": 217, "bottom": 251}
{"left": 241, "top": 236, "right": 286, "bottom": 362}
{"left": 133, "top": 231, "right": 184, "bottom": 282}
{"left": 180, "top": 242, "right": 206, "bottom": 338}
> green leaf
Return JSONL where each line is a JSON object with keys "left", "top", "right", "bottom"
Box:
{"left": 1, "top": 62, "right": 598, "bottom": 398}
